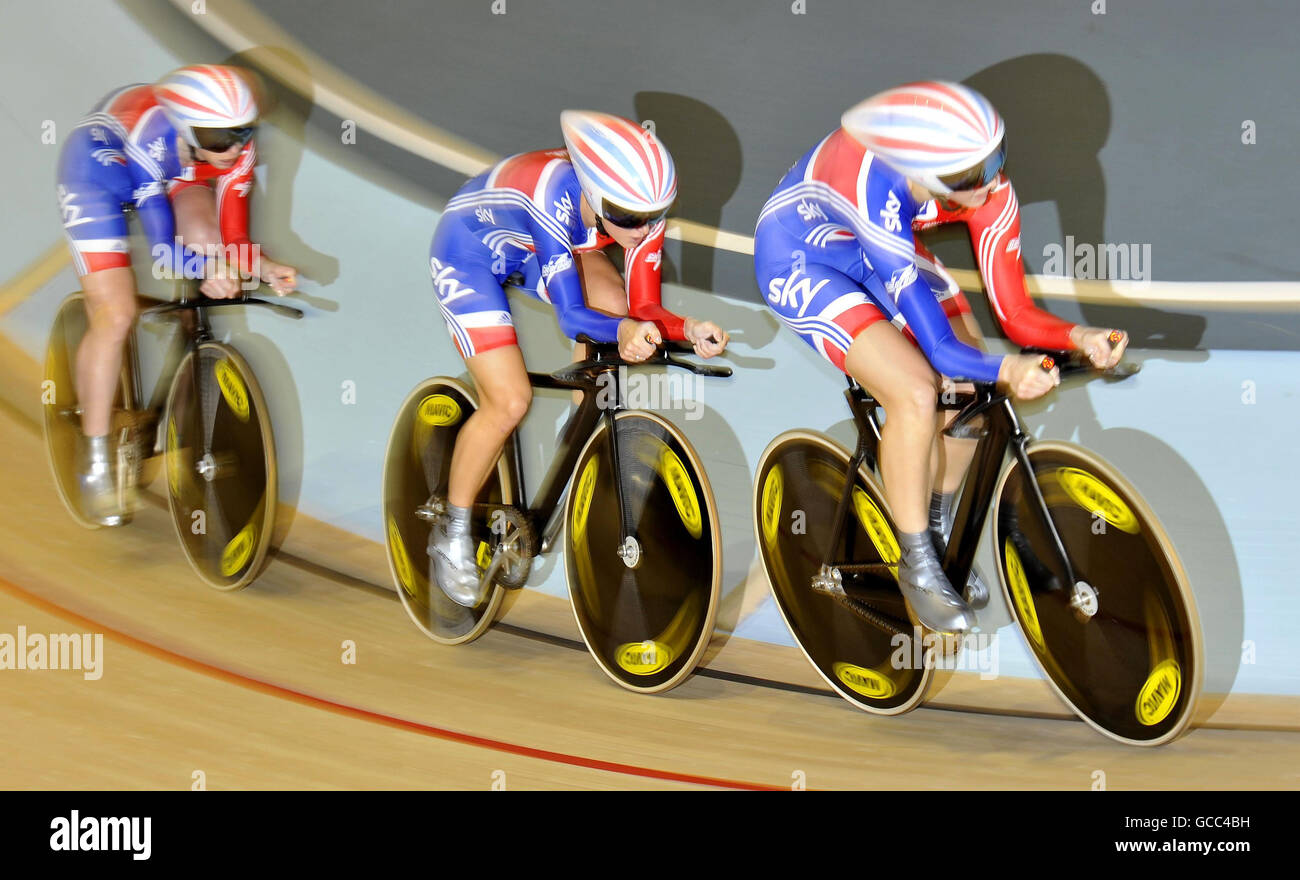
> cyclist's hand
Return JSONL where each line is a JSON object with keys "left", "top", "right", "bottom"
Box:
{"left": 1070, "top": 325, "right": 1128, "bottom": 370}
{"left": 618, "top": 319, "right": 660, "bottom": 362}
{"left": 999, "top": 353, "right": 1058, "bottom": 400}
{"left": 683, "top": 317, "right": 729, "bottom": 358}
{"left": 199, "top": 276, "right": 242, "bottom": 299}
{"left": 259, "top": 259, "right": 298, "bottom": 295}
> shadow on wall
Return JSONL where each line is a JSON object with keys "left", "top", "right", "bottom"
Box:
{"left": 932, "top": 54, "right": 1208, "bottom": 352}
{"left": 633, "top": 92, "right": 742, "bottom": 294}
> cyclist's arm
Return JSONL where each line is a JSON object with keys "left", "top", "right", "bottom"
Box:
{"left": 889, "top": 259, "right": 1005, "bottom": 383}
{"left": 129, "top": 111, "right": 192, "bottom": 277}
{"left": 214, "top": 140, "right": 259, "bottom": 275}
{"left": 624, "top": 221, "right": 687, "bottom": 340}
{"left": 924, "top": 177, "right": 1076, "bottom": 350}
{"left": 536, "top": 239, "right": 623, "bottom": 343}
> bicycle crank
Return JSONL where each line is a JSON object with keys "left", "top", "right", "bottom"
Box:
{"left": 811, "top": 564, "right": 846, "bottom": 597}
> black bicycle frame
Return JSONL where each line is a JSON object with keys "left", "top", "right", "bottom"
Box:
{"left": 499, "top": 338, "right": 730, "bottom": 553}
{"left": 821, "top": 372, "right": 1080, "bottom": 592}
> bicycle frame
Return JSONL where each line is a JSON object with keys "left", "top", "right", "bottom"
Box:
{"left": 500, "top": 339, "right": 729, "bottom": 556}
{"left": 819, "top": 373, "right": 1080, "bottom": 593}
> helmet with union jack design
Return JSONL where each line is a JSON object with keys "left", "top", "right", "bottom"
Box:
{"left": 841, "top": 81, "right": 1006, "bottom": 195}
{"left": 560, "top": 110, "right": 677, "bottom": 229}
{"left": 153, "top": 65, "right": 259, "bottom": 152}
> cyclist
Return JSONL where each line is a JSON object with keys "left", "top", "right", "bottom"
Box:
{"left": 754, "top": 81, "right": 1126, "bottom": 634}
{"left": 55, "top": 64, "right": 297, "bottom": 525}
{"left": 427, "top": 110, "right": 729, "bottom": 607}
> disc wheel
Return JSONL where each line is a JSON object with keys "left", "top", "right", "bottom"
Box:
{"left": 382, "top": 378, "right": 517, "bottom": 645}
{"left": 42, "top": 292, "right": 139, "bottom": 528}
{"left": 993, "top": 441, "right": 1202, "bottom": 745}
{"left": 564, "top": 411, "right": 721, "bottom": 693}
{"left": 753, "top": 431, "right": 934, "bottom": 715}
{"left": 164, "top": 341, "right": 277, "bottom": 590}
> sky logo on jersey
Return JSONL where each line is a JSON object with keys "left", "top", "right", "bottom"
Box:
{"left": 879, "top": 190, "right": 903, "bottom": 232}
{"left": 430, "top": 257, "right": 475, "bottom": 305}
{"left": 475, "top": 206, "right": 495, "bottom": 225}
{"left": 796, "top": 199, "right": 828, "bottom": 223}
{"left": 147, "top": 136, "right": 167, "bottom": 161}
{"left": 553, "top": 192, "right": 575, "bottom": 226}
{"left": 767, "top": 269, "right": 831, "bottom": 312}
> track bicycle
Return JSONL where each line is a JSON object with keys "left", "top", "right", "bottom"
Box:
{"left": 752, "top": 350, "right": 1202, "bottom": 745}
{"left": 43, "top": 283, "right": 300, "bottom": 590}
{"left": 382, "top": 335, "right": 732, "bottom": 693}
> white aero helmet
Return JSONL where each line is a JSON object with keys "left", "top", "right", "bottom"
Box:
{"left": 154, "top": 65, "right": 259, "bottom": 152}
{"left": 841, "top": 80, "right": 1006, "bottom": 195}
{"left": 560, "top": 110, "right": 677, "bottom": 228}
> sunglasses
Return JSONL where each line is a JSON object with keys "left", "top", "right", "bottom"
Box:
{"left": 600, "top": 198, "right": 670, "bottom": 230}
{"left": 936, "top": 135, "right": 1007, "bottom": 193}
{"left": 194, "top": 125, "right": 256, "bottom": 153}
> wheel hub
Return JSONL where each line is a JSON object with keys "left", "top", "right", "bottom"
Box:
{"left": 617, "top": 535, "right": 642, "bottom": 569}
{"left": 1070, "top": 580, "right": 1099, "bottom": 620}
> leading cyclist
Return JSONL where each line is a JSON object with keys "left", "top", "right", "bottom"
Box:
{"left": 754, "top": 81, "right": 1127, "bottom": 634}
{"left": 427, "top": 110, "right": 729, "bottom": 608}
{"left": 55, "top": 64, "right": 298, "bottom": 525}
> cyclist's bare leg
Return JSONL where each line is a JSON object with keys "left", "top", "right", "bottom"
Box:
{"left": 843, "top": 322, "right": 940, "bottom": 534}
{"left": 172, "top": 185, "right": 223, "bottom": 260}
{"left": 76, "top": 267, "right": 138, "bottom": 437}
{"left": 931, "top": 311, "right": 985, "bottom": 494}
{"left": 447, "top": 344, "right": 532, "bottom": 508}
{"left": 844, "top": 321, "right": 973, "bottom": 632}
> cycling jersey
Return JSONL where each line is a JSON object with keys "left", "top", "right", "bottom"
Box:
{"left": 754, "top": 129, "right": 1075, "bottom": 382}
{"left": 55, "top": 84, "right": 257, "bottom": 277}
{"left": 431, "top": 149, "right": 685, "bottom": 358}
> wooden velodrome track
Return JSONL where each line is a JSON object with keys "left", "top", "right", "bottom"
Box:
{"left": 1, "top": 396, "right": 1297, "bottom": 791}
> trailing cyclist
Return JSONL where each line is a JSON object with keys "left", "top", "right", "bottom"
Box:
{"left": 54, "top": 64, "right": 298, "bottom": 525}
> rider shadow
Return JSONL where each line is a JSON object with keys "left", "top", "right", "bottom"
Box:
{"left": 632, "top": 92, "right": 743, "bottom": 295}
{"left": 960, "top": 54, "right": 1209, "bottom": 352}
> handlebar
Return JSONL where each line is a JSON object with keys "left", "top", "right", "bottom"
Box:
{"left": 1016, "top": 347, "right": 1140, "bottom": 383}
{"left": 141, "top": 284, "right": 304, "bottom": 322}
{"left": 572, "top": 333, "right": 732, "bottom": 379}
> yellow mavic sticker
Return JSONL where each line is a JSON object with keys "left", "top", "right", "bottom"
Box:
{"left": 387, "top": 516, "right": 416, "bottom": 597}
{"left": 476, "top": 540, "right": 492, "bottom": 570}
{"left": 571, "top": 455, "right": 598, "bottom": 542}
{"left": 1136, "top": 659, "right": 1181, "bottom": 726}
{"left": 214, "top": 358, "right": 250, "bottom": 423}
{"left": 1003, "top": 538, "right": 1044, "bottom": 651}
{"left": 220, "top": 520, "right": 257, "bottom": 577}
{"left": 1057, "top": 467, "right": 1139, "bottom": 534}
{"left": 659, "top": 447, "right": 703, "bottom": 539}
{"left": 417, "top": 393, "right": 461, "bottom": 427}
{"left": 615, "top": 640, "right": 676, "bottom": 675}
{"left": 852, "top": 487, "right": 900, "bottom": 579}
{"left": 832, "top": 661, "right": 897, "bottom": 699}
{"left": 761, "top": 465, "right": 783, "bottom": 547}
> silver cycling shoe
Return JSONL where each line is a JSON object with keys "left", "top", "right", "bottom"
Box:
{"left": 930, "top": 492, "right": 989, "bottom": 609}
{"left": 78, "top": 434, "right": 128, "bottom": 527}
{"left": 427, "top": 523, "right": 486, "bottom": 608}
{"left": 897, "top": 530, "right": 975, "bottom": 634}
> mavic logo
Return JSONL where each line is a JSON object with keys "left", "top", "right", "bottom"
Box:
{"left": 884, "top": 264, "right": 917, "bottom": 301}
{"left": 475, "top": 206, "right": 495, "bottom": 225}
{"left": 429, "top": 257, "right": 475, "bottom": 304}
{"left": 796, "top": 199, "right": 827, "bottom": 223}
{"left": 554, "top": 192, "right": 575, "bottom": 226}
{"left": 147, "top": 136, "right": 167, "bottom": 161}
{"left": 766, "top": 269, "right": 830, "bottom": 314}
{"left": 644, "top": 251, "right": 662, "bottom": 271}
{"left": 880, "top": 190, "right": 903, "bottom": 233}
{"left": 541, "top": 252, "right": 573, "bottom": 285}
